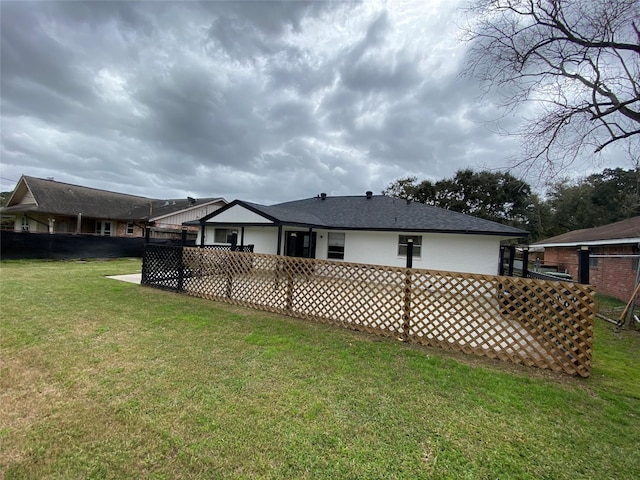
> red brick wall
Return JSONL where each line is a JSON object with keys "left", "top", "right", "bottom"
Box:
{"left": 114, "top": 222, "right": 145, "bottom": 238}
{"left": 544, "top": 245, "right": 638, "bottom": 301}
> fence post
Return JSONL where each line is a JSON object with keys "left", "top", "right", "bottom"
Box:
{"left": 578, "top": 246, "right": 590, "bottom": 284}
{"left": 181, "top": 228, "right": 188, "bottom": 246}
{"left": 225, "top": 251, "right": 233, "bottom": 298}
{"left": 406, "top": 239, "right": 414, "bottom": 269}
{"left": 285, "top": 259, "right": 294, "bottom": 313}
{"left": 507, "top": 245, "right": 515, "bottom": 276}
{"left": 141, "top": 244, "right": 149, "bottom": 285}
{"left": 145, "top": 227, "right": 150, "bottom": 243}
{"left": 521, "top": 247, "right": 529, "bottom": 278}
{"left": 402, "top": 268, "right": 412, "bottom": 340}
{"left": 177, "top": 246, "right": 185, "bottom": 292}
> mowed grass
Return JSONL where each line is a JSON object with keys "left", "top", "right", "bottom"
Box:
{"left": 1, "top": 259, "right": 639, "bottom": 479}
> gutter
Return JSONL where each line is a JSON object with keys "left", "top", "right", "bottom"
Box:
{"left": 535, "top": 238, "right": 640, "bottom": 248}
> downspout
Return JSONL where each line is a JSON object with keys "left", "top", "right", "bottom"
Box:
{"left": 200, "top": 221, "right": 205, "bottom": 247}
{"left": 77, "top": 213, "right": 82, "bottom": 234}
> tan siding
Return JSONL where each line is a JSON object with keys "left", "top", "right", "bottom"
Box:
{"left": 17, "top": 191, "right": 36, "bottom": 205}
{"left": 157, "top": 204, "right": 223, "bottom": 227}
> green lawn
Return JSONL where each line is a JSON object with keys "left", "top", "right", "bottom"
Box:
{"left": 1, "top": 259, "right": 639, "bottom": 479}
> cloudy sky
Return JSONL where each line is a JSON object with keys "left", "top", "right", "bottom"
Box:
{"left": 0, "top": 0, "right": 631, "bottom": 204}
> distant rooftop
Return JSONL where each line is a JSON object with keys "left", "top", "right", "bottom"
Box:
{"left": 533, "top": 216, "right": 640, "bottom": 247}
{"left": 1, "top": 175, "right": 225, "bottom": 220}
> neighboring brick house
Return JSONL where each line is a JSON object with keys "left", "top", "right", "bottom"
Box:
{"left": 533, "top": 217, "right": 640, "bottom": 301}
{"left": 0, "top": 175, "right": 226, "bottom": 239}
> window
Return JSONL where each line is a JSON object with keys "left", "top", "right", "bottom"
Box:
{"left": 95, "top": 221, "right": 112, "bottom": 236}
{"left": 328, "top": 232, "right": 345, "bottom": 260}
{"left": 214, "top": 228, "right": 238, "bottom": 243}
{"left": 126, "top": 222, "right": 134, "bottom": 235}
{"left": 398, "top": 235, "right": 422, "bottom": 257}
{"left": 21, "top": 216, "right": 29, "bottom": 231}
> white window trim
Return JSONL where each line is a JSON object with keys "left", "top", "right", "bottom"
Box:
{"left": 398, "top": 235, "right": 422, "bottom": 258}
{"left": 327, "top": 232, "right": 346, "bottom": 260}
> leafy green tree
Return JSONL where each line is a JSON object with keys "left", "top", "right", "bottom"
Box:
{"left": 0, "top": 191, "right": 12, "bottom": 208}
{"left": 384, "top": 169, "right": 538, "bottom": 234}
{"left": 382, "top": 177, "right": 419, "bottom": 200}
{"left": 547, "top": 168, "right": 640, "bottom": 233}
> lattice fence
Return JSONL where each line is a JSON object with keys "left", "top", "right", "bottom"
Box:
{"left": 142, "top": 245, "right": 596, "bottom": 377}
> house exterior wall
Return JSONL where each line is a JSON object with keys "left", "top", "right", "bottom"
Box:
{"left": 544, "top": 244, "right": 638, "bottom": 301}
{"left": 212, "top": 205, "right": 274, "bottom": 224}
{"left": 336, "top": 231, "right": 500, "bottom": 274}
{"left": 201, "top": 225, "right": 502, "bottom": 275}
{"left": 154, "top": 203, "right": 225, "bottom": 229}
{"left": 200, "top": 226, "right": 279, "bottom": 252}
{"left": 13, "top": 214, "right": 47, "bottom": 232}
{"left": 240, "top": 227, "right": 279, "bottom": 253}
{"left": 12, "top": 214, "right": 147, "bottom": 237}
{"left": 115, "top": 221, "right": 145, "bottom": 237}
{"left": 16, "top": 190, "right": 35, "bottom": 205}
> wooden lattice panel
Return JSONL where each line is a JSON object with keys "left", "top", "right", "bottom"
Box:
{"left": 144, "top": 246, "right": 596, "bottom": 377}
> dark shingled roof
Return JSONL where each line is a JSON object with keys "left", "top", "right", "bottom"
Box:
{"left": 533, "top": 216, "right": 640, "bottom": 246}
{"left": 2, "top": 176, "right": 222, "bottom": 220}
{"left": 202, "top": 195, "right": 528, "bottom": 237}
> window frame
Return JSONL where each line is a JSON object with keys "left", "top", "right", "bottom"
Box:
{"left": 214, "top": 228, "right": 238, "bottom": 244}
{"left": 398, "top": 235, "right": 422, "bottom": 258}
{"left": 95, "top": 220, "right": 113, "bottom": 236}
{"left": 327, "top": 232, "right": 346, "bottom": 260}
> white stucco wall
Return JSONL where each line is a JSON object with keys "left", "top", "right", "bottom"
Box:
{"left": 209, "top": 205, "right": 273, "bottom": 224}
{"left": 322, "top": 230, "right": 501, "bottom": 275}
{"left": 196, "top": 225, "right": 503, "bottom": 275}
{"left": 241, "top": 227, "right": 280, "bottom": 254}
{"left": 198, "top": 226, "right": 280, "bottom": 253}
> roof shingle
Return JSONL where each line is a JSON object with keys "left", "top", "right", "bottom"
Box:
{"left": 2, "top": 176, "right": 223, "bottom": 221}
{"left": 533, "top": 216, "right": 640, "bottom": 246}
{"left": 204, "top": 195, "right": 528, "bottom": 237}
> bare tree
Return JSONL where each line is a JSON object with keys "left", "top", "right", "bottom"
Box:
{"left": 463, "top": 0, "right": 640, "bottom": 177}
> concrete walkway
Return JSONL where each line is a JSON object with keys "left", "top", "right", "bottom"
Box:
{"left": 106, "top": 273, "right": 142, "bottom": 284}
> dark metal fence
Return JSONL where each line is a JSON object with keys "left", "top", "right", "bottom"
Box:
{"left": 1, "top": 231, "right": 147, "bottom": 260}
{"left": 141, "top": 244, "right": 255, "bottom": 290}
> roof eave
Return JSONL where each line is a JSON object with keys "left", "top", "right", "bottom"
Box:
{"left": 535, "top": 238, "right": 640, "bottom": 248}
{"left": 150, "top": 198, "right": 226, "bottom": 221}
{"left": 184, "top": 221, "right": 527, "bottom": 237}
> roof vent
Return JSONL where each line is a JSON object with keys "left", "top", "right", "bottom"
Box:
{"left": 406, "top": 198, "right": 412, "bottom": 205}
{"left": 366, "top": 191, "right": 373, "bottom": 199}
{"left": 320, "top": 192, "right": 327, "bottom": 200}
{"left": 187, "top": 196, "right": 196, "bottom": 205}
